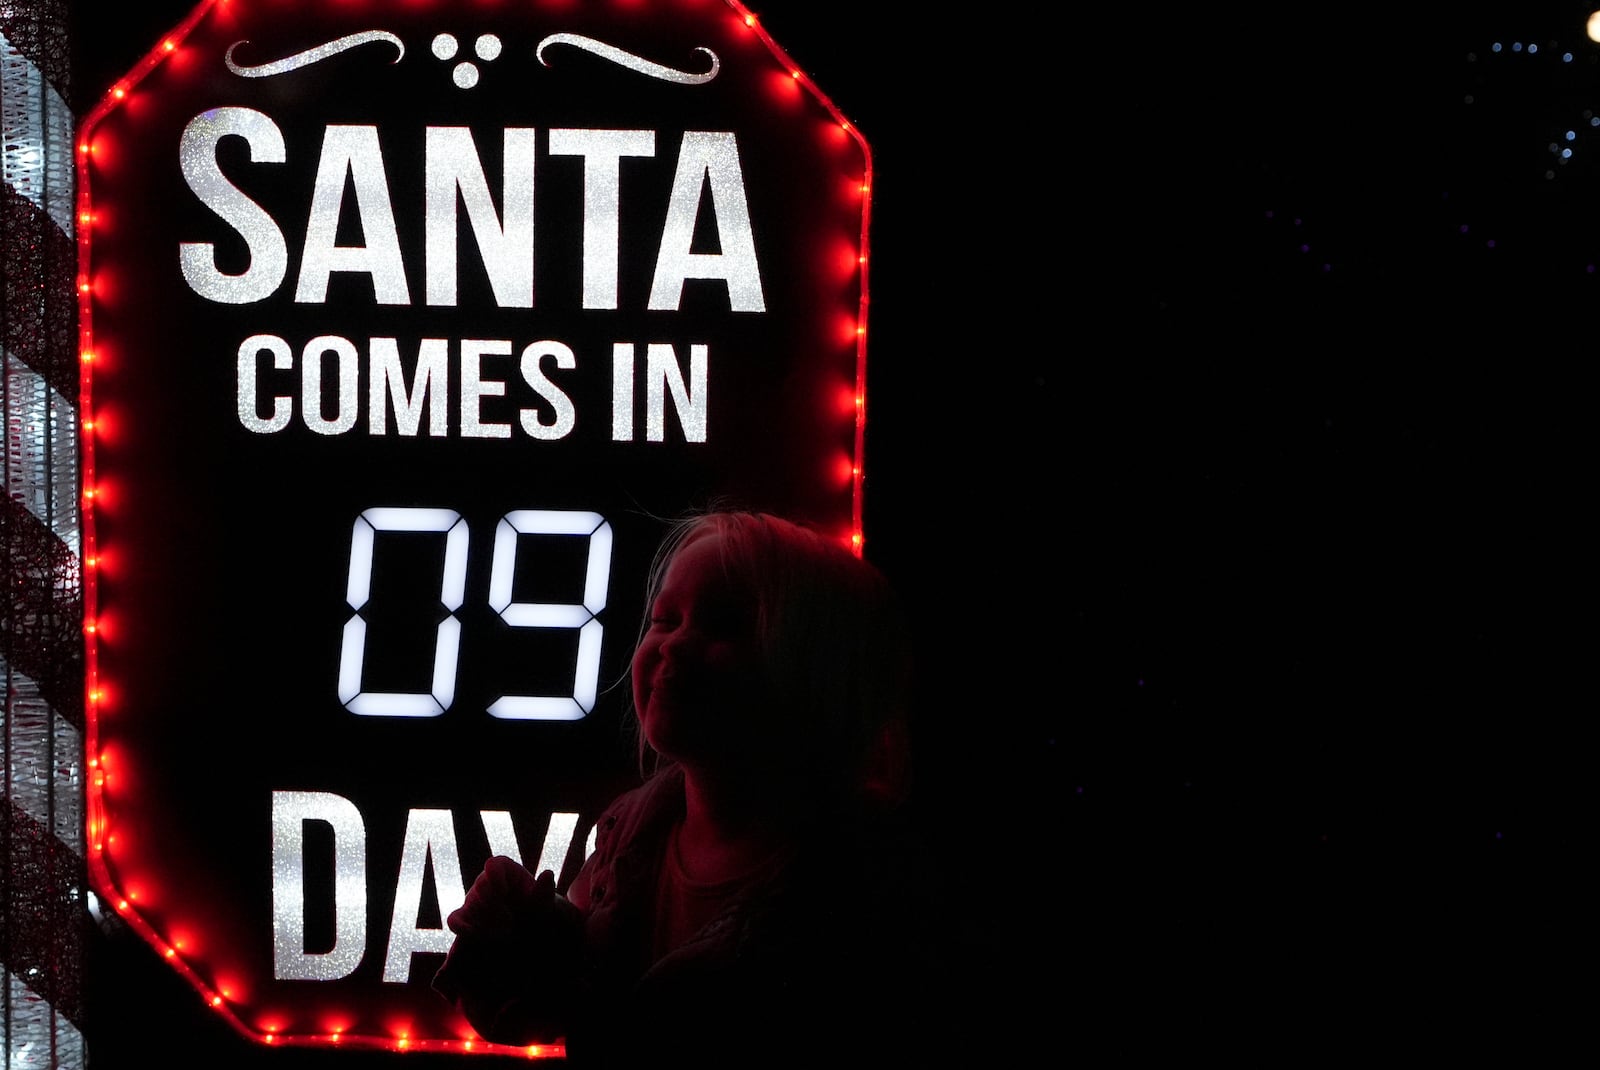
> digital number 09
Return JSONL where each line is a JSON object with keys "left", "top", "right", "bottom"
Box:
{"left": 337, "top": 507, "right": 613, "bottom": 720}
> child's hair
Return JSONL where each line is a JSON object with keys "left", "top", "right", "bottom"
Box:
{"left": 631, "top": 509, "right": 914, "bottom": 807}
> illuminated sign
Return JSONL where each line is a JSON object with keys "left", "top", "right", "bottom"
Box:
{"left": 77, "top": 0, "right": 870, "bottom": 1054}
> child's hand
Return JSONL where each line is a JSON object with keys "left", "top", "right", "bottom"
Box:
{"left": 432, "top": 857, "right": 583, "bottom": 1043}
{"left": 446, "top": 855, "right": 553, "bottom": 938}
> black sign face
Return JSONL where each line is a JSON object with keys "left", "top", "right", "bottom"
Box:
{"left": 79, "top": 0, "right": 869, "bottom": 1052}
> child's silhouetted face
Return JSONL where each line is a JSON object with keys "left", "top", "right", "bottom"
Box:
{"left": 632, "top": 531, "right": 775, "bottom": 773}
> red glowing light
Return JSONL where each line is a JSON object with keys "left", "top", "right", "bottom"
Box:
{"left": 764, "top": 68, "right": 804, "bottom": 105}
{"left": 829, "top": 239, "right": 861, "bottom": 279}
{"left": 834, "top": 313, "right": 860, "bottom": 345}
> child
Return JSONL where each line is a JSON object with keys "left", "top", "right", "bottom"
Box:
{"left": 433, "top": 509, "right": 946, "bottom": 1066}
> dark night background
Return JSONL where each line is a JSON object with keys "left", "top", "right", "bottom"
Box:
{"left": 63, "top": 1, "right": 1581, "bottom": 1064}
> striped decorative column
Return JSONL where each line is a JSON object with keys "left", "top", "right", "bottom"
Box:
{"left": 1, "top": 0, "right": 87, "bottom": 1066}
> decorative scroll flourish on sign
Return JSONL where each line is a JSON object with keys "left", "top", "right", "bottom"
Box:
{"left": 222, "top": 31, "right": 718, "bottom": 86}
{"left": 224, "top": 31, "right": 406, "bottom": 77}
{"left": 535, "top": 33, "right": 719, "bottom": 84}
